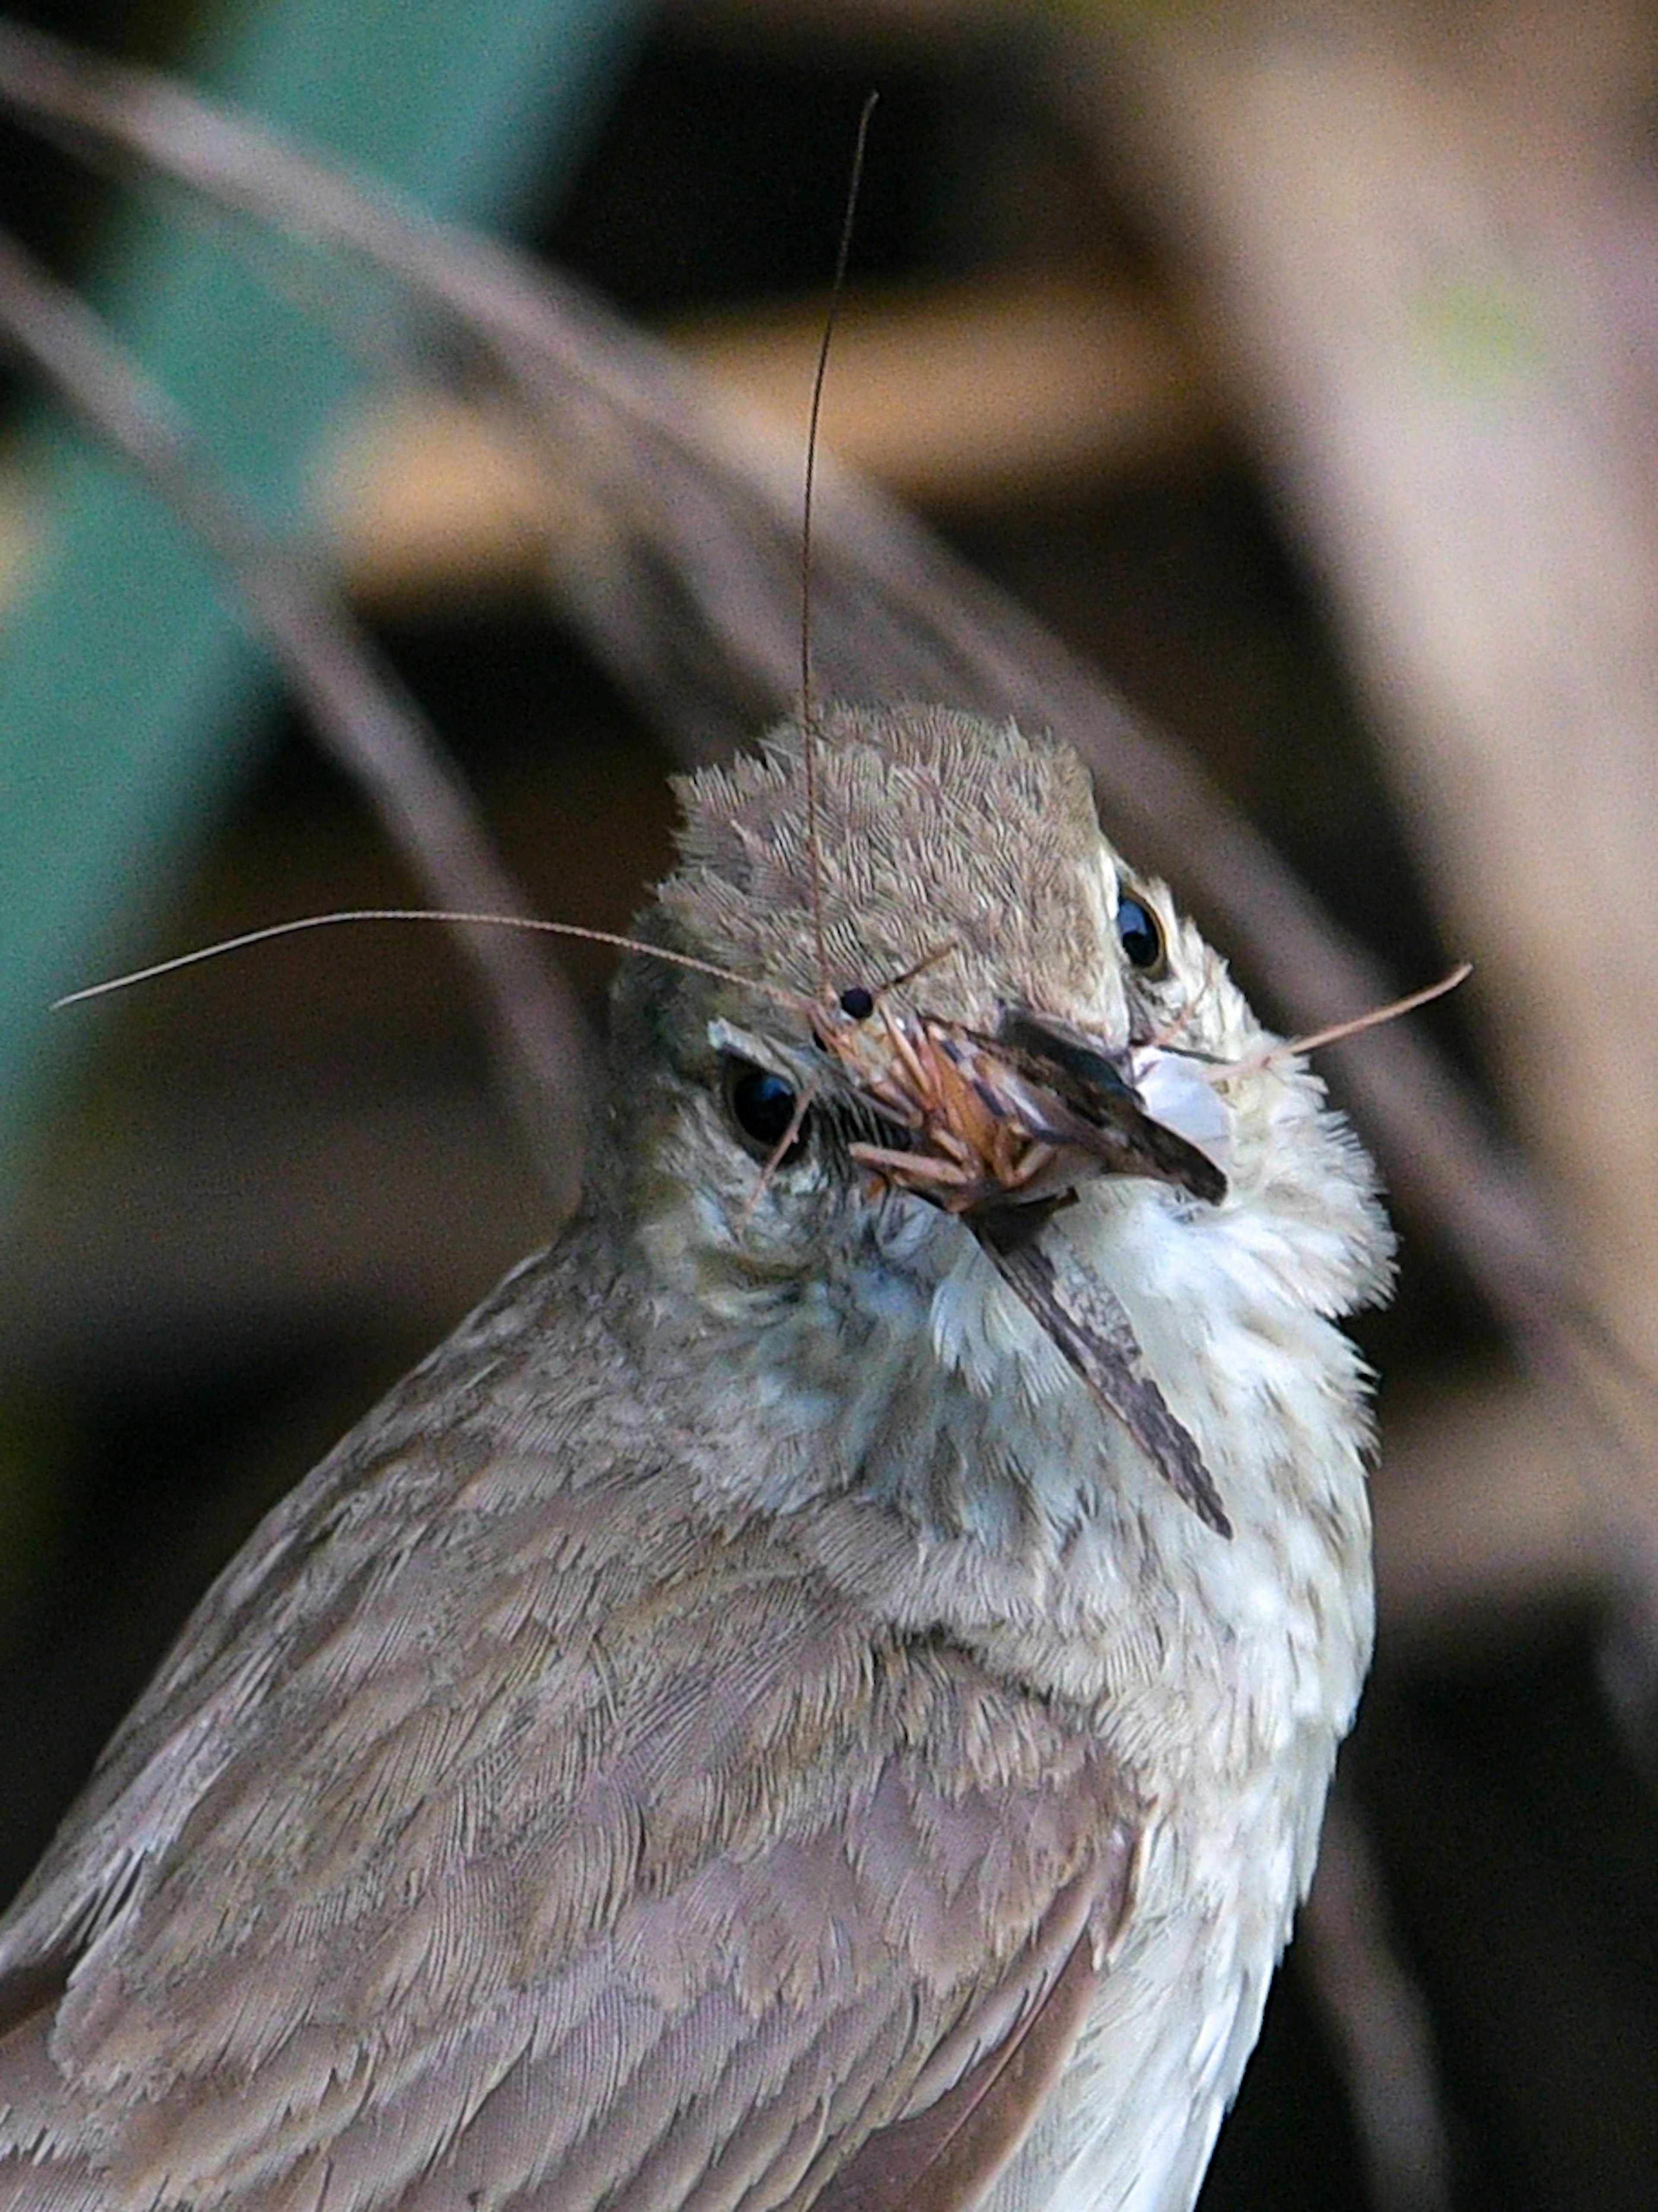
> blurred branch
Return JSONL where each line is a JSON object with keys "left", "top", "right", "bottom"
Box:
{"left": 1374, "top": 1376, "right": 1611, "bottom": 1655}
{"left": 1303, "top": 1786, "right": 1455, "bottom": 2212}
{"left": 668, "top": 271, "right": 1218, "bottom": 513}
{"left": 1081, "top": 0, "right": 1658, "bottom": 1578}
{"left": 0, "top": 16, "right": 1572, "bottom": 1363}
{"left": 316, "top": 269, "right": 1217, "bottom": 603}
{"left": 0, "top": 221, "right": 594, "bottom": 1212}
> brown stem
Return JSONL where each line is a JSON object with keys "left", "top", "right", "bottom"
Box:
{"left": 0, "top": 219, "right": 594, "bottom": 1211}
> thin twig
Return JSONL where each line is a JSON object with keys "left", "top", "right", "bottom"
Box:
{"left": 1302, "top": 1786, "right": 1455, "bottom": 2212}
{"left": 0, "top": 221, "right": 594, "bottom": 1212}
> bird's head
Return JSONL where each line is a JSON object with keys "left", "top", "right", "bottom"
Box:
{"left": 603, "top": 704, "right": 1391, "bottom": 1536}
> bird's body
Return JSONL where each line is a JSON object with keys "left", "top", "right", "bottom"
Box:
{"left": 0, "top": 706, "right": 1391, "bottom": 2212}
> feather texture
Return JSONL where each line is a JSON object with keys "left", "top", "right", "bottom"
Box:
{"left": 0, "top": 1237, "right": 1138, "bottom": 2212}
{"left": 0, "top": 706, "right": 1390, "bottom": 2211}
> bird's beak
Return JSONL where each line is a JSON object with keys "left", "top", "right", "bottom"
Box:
{"left": 829, "top": 1004, "right": 1228, "bottom": 1225}
{"left": 822, "top": 1003, "right": 1234, "bottom": 1540}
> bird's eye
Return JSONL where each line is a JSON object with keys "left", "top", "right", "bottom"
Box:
{"left": 722, "top": 1058, "right": 808, "bottom": 1160}
{"left": 1116, "top": 889, "right": 1166, "bottom": 975}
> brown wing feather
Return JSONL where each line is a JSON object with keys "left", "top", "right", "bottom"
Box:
{"left": 812, "top": 1888, "right": 1104, "bottom": 2212}
{"left": 0, "top": 1248, "right": 1139, "bottom": 2212}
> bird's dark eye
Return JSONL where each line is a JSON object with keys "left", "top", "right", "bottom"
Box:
{"left": 723, "top": 1058, "right": 808, "bottom": 1160}
{"left": 1116, "top": 890, "right": 1165, "bottom": 975}
{"left": 838, "top": 984, "right": 875, "bottom": 1020}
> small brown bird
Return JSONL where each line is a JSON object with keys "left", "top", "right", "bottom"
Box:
{"left": 0, "top": 703, "right": 1391, "bottom": 2212}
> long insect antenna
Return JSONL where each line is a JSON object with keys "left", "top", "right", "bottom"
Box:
{"left": 800, "top": 88, "right": 879, "bottom": 1006}
{"left": 1218, "top": 961, "right": 1473, "bottom": 1081}
{"left": 1277, "top": 960, "right": 1473, "bottom": 1058}
{"left": 52, "top": 910, "right": 820, "bottom": 1020}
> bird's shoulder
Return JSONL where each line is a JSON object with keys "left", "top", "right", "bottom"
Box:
{"left": 0, "top": 1233, "right": 1140, "bottom": 2212}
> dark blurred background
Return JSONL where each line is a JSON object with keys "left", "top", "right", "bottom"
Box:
{"left": 0, "top": 3, "right": 1655, "bottom": 2209}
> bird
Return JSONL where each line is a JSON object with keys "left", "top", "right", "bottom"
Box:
{"left": 0, "top": 700, "right": 1392, "bottom": 2212}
